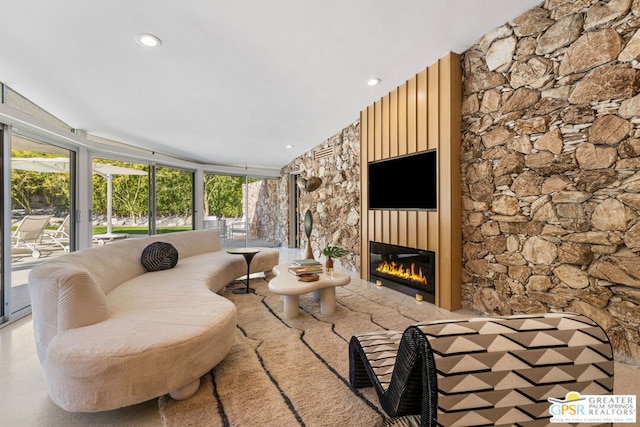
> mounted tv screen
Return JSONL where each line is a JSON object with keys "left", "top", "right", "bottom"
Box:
{"left": 368, "top": 150, "right": 437, "bottom": 211}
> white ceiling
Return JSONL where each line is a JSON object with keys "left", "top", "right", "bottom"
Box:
{"left": 0, "top": 0, "right": 541, "bottom": 171}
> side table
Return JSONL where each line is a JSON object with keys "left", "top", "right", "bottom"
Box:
{"left": 226, "top": 247, "right": 261, "bottom": 294}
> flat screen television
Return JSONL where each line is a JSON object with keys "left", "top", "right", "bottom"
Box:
{"left": 368, "top": 150, "right": 437, "bottom": 211}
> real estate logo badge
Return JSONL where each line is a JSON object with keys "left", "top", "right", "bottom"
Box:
{"left": 548, "top": 391, "right": 636, "bottom": 423}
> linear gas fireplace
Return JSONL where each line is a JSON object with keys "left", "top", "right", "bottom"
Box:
{"left": 370, "top": 242, "right": 435, "bottom": 303}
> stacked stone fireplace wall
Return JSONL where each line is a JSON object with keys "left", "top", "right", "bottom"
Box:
{"left": 279, "top": 121, "right": 361, "bottom": 271}
{"left": 461, "top": 0, "right": 640, "bottom": 362}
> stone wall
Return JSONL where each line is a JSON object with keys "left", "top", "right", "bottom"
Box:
{"left": 246, "top": 178, "right": 280, "bottom": 242}
{"left": 461, "top": 0, "right": 640, "bottom": 362}
{"left": 279, "top": 121, "right": 361, "bottom": 271}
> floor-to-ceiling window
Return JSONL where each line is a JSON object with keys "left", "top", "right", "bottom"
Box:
{"left": 0, "top": 85, "right": 281, "bottom": 329}
{"left": 155, "top": 166, "right": 193, "bottom": 234}
{"left": 9, "top": 134, "right": 74, "bottom": 319}
{"left": 92, "top": 157, "right": 149, "bottom": 239}
{"left": 91, "top": 160, "right": 195, "bottom": 238}
{"left": 203, "top": 173, "right": 244, "bottom": 245}
{"left": 203, "top": 173, "right": 280, "bottom": 248}
{"left": 1, "top": 126, "right": 5, "bottom": 323}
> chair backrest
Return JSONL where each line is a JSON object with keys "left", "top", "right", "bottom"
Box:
{"left": 419, "top": 313, "right": 614, "bottom": 426}
{"left": 350, "top": 313, "right": 614, "bottom": 426}
{"left": 55, "top": 214, "right": 71, "bottom": 237}
{"left": 13, "top": 215, "right": 52, "bottom": 241}
{"left": 204, "top": 217, "right": 225, "bottom": 231}
{"left": 232, "top": 216, "right": 249, "bottom": 230}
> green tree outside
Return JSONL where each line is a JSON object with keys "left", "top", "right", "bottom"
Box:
{"left": 156, "top": 167, "right": 192, "bottom": 217}
{"left": 13, "top": 153, "right": 246, "bottom": 222}
{"left": 11, "top": 150, "right": 70, "bottom": 213}
{"left": 92, "top": 161, "right": 149, "bottom": 223}
{"left": 204, "top": 174, "right": 244, "bottom": 218}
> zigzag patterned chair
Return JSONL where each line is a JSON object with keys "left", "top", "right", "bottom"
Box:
{"left": 349, "top": 313, "right": 614, "bottom": 427}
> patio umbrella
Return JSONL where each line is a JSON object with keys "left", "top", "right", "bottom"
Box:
{"left": 11, "top": 157, "right": 71, "bottom": 173}
{"left": 11, "top": 157, "right": 148, "bottom": 235}
{"left": 90, "top": 162, "right": 148, "bottom": 235}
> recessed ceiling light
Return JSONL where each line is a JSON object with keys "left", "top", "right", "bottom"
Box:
{"left": 367, "top": 78, "right": 381, "bottom": 86}
{"left": 137, "top": 33, "right": 162, "bottom": 48}
{"left": 286, "top": 144, "right": 294, "bottom": 149}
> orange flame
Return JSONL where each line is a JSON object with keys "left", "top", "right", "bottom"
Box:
{"left": 375, "top": 260, "right": 427, "bottom": 284}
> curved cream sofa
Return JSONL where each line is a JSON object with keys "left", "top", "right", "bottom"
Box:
{"left": 28, "top": 229, "right": 279, "bottom": 412}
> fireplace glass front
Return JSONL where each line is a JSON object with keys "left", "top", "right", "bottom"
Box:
{"left": 370, "top": 242, "right": 435, "bottom": 302}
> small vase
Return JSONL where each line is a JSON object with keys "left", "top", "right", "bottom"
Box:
{"left": 325, "top": 256, "right": 334, "bottom": 277}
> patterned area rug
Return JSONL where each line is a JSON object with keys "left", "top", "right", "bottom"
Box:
{"left": 159, "top": 274, "right": 464, "bottom": 426}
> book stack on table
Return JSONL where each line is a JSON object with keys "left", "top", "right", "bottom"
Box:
{"left": 288, "top": 259, "right": 323, "bottom": 276}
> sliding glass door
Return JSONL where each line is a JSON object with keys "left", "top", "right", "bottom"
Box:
{"left": 1, "top": 127, "right": 5, "bottom": 323}
{"left": 155, "top": 166, "right": 193, "bottom": 234}
{"left": 203, "top": 173, "right": 280, "bottom": 247}
{"left": 9, "top": 133, "right": 74, "bottom": 319}
{"left": 91, "top": 160, "right": 194, "bottom": 238}
{"left": 92, "top": 157, "right": 149, "bottom": 239}
{"left": 203, "top": 173, "right": 244, "bottom": 245}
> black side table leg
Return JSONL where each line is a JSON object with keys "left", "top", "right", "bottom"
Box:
{"left": 232, "top": 252, "right": 257, "bottom": 294}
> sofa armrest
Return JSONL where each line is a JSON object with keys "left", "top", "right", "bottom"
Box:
{"left": 29, "top": 265, "right": 110, "bottom": 365}
{"left": 56, "top": 269, "right": 111, "bottom": 330}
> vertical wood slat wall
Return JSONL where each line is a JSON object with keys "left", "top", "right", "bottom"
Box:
{"left": 360, "top": 52, "right": 462, "bottom": 311}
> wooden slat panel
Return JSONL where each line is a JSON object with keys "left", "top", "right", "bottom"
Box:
{"left": 397, "top": 82, "right": 407, "bottom": 156}
{"left": 390, "top": 88, "right": 398, "bottom": 158}
{"left": 417, "top": 69, "right": 428, "bottom": 152}
{"left": 428, "top": 211, "right": 438, "bottom": 251}
{"left": 407, "top": 211, "right": 417, "bottom": 249}
{"left": 445, "top": 53, "right": 463, "bottom": 310}
{"left": 398, "top": 211, "right": 407, "bottom": 247}
{"left": 360, "top": 109, "right": 369, "bottom": 278}
{"left": 374, "top": 99, "right": 382, "bottom": 161}
{"left": 361, "top": 109, "right": 368, "bottom": 164}
{"left": 435, "top": 53, "right": 462, "bottom": 311}
{"left": 407, "top": 75, "right": 417, "bottom": 154}
{"left": 417, "top": 211, "right": 428, "bottom": 250}
{"left": 368, "top": 209, "right": 375, "bottom": 281}
{"left": 359, "top": 52, "right": 462, "bottom": 310}
{"left": 382, "top": 94, "right": 390, "bottom": 159}
{"left": 390, "top": 210, "right": 398, "bottom": 245}
{"left": 428, "top": 63, "right": 440, "bottom": 151}
{"left": 436, "top": 58, "right": 450, "bottom": 309}
{"left": 382, "top": 210, "right": 390, "bottom": 243}
{"left": 366, "top": 104, "right": 375, "bottom": 281}
{"left": 369, "top": 210, "right": 375, "bottom": 244}
{"left": 367, "top": 106, "right": 375, "bottom": 161}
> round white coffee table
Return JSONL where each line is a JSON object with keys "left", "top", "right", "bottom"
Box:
{"left": 268, "top": 263, "right": 351, "bottom": 319}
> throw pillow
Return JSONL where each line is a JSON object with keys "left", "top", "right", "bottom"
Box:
{"left": 141, "top": 242, "right": 179, "bottom": 272}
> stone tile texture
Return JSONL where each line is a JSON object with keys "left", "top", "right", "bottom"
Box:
{"left": 461, "top": 0, "right": 640, "bottom": 362}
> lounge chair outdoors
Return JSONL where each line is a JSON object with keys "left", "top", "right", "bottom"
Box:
{"left": 203, "top": 216, "right": 227, "bottom": 240}
{"left": 11, "top": 214, "right": 53, "bottom": 258}
{"left": 46, "top": 214, "right": 70, "bottom": 252}
{"left": 229, "top": 216, "right": 249, "bottom": 238}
